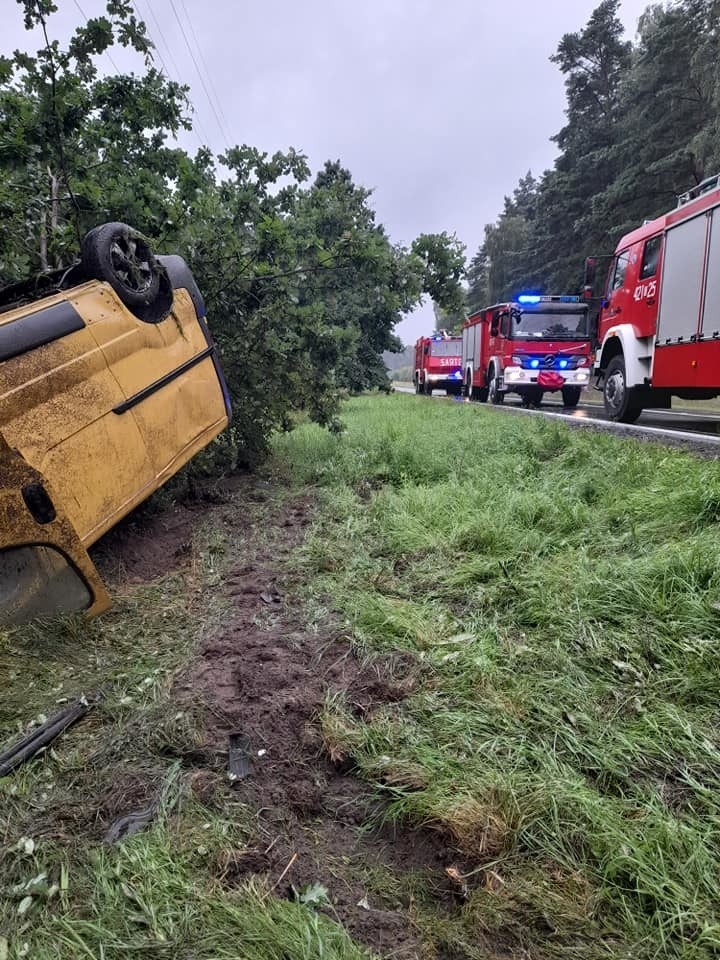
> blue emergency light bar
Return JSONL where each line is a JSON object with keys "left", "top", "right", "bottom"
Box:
{"left": 516, "top": 294, "right": 580, "bottom": 305}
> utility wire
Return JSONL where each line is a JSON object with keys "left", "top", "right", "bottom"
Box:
{"left": 72, "top": 0, "right": 122, "bottom": 73}
{"left": 133, "top": 0, "right": 184, "bottom": 88}
{"left": 177, "top": 0, "right": 229, "bottom": 131}
{"left": 167, "top": 0, "right": 231, "bottom": 149}
{"left": 131, "top": 0, "right": 211, "bottom": 149}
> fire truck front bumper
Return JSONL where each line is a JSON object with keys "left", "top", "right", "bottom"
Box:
{"left": 503, "top": 367, "right": 590, "bottom": 389}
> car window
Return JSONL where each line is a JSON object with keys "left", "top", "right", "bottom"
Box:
{"left": 640, "top": 236, "right": 662, "bottom": 280}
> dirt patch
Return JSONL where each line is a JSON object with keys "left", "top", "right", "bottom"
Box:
{"left": 91, "top": 473, "right": 262, "bottom": 586}
{"left": 92, "top": 500, "right": 201, "bottom": 585}
{"left": 183, "top": 490, "right": 463, "bottom": 959}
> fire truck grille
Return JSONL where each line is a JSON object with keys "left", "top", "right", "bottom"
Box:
{"left": 517, "top": 355, "right": 583, "bottom": 371}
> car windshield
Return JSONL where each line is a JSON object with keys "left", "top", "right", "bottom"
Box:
{"left": 511, "top": 308, "right": 588, "bottom": 339}
{"left": 430, "top": 340, "right": 461, "bottom": 356}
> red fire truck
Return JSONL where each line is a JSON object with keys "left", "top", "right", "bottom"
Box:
{"left": 413, "top": 332, "right": 463, "bottom": 395}
{"left": 461, "top": 296, "right": 593, "bottom": 406}
{"left": 587, "top": 174, "right": 720, "bottom": 422}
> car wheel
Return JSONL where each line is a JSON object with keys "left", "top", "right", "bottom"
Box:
{"left": 82, "top": 223, "right": 170, "bottom": 321}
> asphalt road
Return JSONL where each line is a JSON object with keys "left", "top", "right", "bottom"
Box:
{"left": 394, "top": 385, "right": 720, "bottom": 452}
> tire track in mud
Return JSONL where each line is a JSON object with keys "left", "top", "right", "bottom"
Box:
{"left": 182, "top": 483, "right": 464, "bottom": 959}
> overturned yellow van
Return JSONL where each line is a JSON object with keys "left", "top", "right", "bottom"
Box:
{"left": 0, "top": 223, "right": 230, "bottom": 625}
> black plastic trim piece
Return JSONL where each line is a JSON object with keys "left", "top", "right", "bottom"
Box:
{"left": 0, "top": 300, "right": 84, "bottom": 362}
{"left": 112, "top": 346, "right": 215, "bottom": 414}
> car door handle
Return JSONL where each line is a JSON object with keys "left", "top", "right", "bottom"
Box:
{"left": 646, "top": 297, "right": 656, "bottom": 305}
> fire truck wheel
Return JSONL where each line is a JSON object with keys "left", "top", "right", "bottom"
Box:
{"left": 475, "top": 385, "right": 489, "bottom": 403}
{"left": 424, "top": 379, "right": 433, "bottom": 396}
{"left": 488, "top": 369, "right": 504, "bottom": 404}
{"left": 603, "top": 355, "right": 643, "bottom": 423}
{"left": 561, "top": 386, "right": 582, "bottom": 408}
{"left": 521, "top": 387, "right": 543, "bottom": 408}
{"left": 414, "top": 376, "right": 421, "bottom": 395}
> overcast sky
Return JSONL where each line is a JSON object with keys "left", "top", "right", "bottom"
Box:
{"left": 4, "top": 0, "right": 650, "bottom": 343}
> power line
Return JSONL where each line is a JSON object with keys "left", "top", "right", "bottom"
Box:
{"left": 133, "top": 0, "right": 184, "bottom": 88}
{"left": 167, "top": 0, "right": 231, "bottom": 149}
{"left": 131, "top": 0, "right": 211, "bottom": 149}
{"left": 72, "top": 0, "right": 122, "bottom": 74}
{"left": 177, "top": 0, "right": 228, "bottom": 130}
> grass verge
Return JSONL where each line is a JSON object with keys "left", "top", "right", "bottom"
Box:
{"left": 273, "top": 392, "right": 720, "bottom": 959}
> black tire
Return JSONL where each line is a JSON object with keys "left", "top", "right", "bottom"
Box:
{"left": 424, "top": 379, "right": 433, "bottom": 396}
{"left": 82, "top": 222, "right": 172, "bottom": 323}
{"left": 82, "top": 223, "right": 159, "bottom": 305}
{"left": 603, "top": 355, "right": 642, "bottom": 423}
{"left": 520, "top": 387, "right": 543, "bottom": 408}
{"left": 414, "top": 375, "right": 421, "bottom": 395}
{"left": 488, "top": 368, "right": 504, "bottom": 405}
{"left": 561, "top": 386, "right": 582, "bottom": 408}
{"left": 464, "top": 372, "right": 473, "bottom": 399}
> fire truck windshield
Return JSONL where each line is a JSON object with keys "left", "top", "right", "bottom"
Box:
{"left": 430, "top": 340, "right": 461, "bottom": 356}
{"left": 511, "top": 308, "right": 588, "bottom": 340}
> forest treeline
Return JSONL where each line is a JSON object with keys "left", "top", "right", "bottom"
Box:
{"left": 467, "top": 0, "right": 720, "bottom": 312}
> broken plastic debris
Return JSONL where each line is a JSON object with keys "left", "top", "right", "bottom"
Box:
{"left": 228, "top": 734, "right": 252, "bottom": 779}
{"left": 16, "top": 896, "right": 33, "bottom": 916}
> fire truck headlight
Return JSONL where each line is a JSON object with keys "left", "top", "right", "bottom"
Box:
{"left": 575, "top": 370, "right": 589, "bottom": 383}
{"left": 505, "top": 367, "right": 523, "bottom": 382}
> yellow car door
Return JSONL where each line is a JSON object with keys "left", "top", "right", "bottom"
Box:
{"left": 88, "top": 255, "right": 229, "bottom": 490}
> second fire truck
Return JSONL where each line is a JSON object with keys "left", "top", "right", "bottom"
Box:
{"left": 461, "top": 296, "right": 593, "bottom": 406}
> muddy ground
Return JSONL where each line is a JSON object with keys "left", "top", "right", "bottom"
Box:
{"left": 90, "top": 478, "right": 477, "bottom": 960}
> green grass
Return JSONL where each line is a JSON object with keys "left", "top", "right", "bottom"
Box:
{"left": 0, "top": 494, "right": 374, "bottom": 960}
{"left": 273, "top": 393, "right": 720, "bottom": 959}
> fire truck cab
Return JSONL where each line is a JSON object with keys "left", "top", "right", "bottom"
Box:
{"left": 462, "top": 296, "right": 593, "bottom": 406}
{"left": 590, "top": 174, "right": 720, "bottom": 422}
{"left": 414, "top": 332, "right": 463, "bottom": 396}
